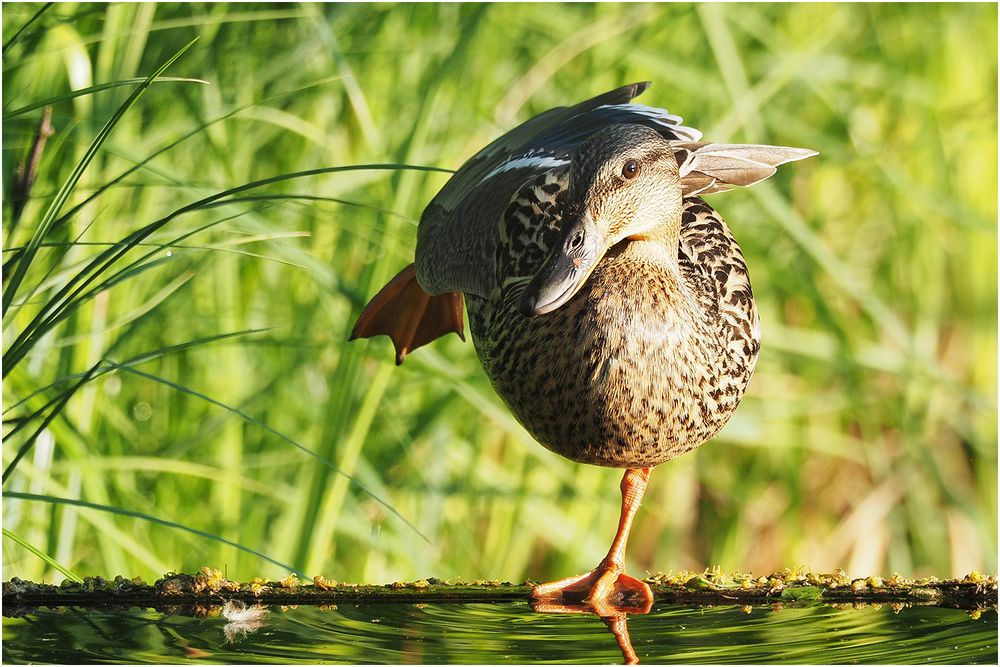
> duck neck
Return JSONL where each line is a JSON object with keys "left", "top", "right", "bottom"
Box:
{"left": 623, "top": 215, "right": 681, "bottom": 266}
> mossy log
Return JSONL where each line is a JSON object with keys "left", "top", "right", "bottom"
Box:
{"left": 3, "top": 567, "right": 996, "bottom": 614}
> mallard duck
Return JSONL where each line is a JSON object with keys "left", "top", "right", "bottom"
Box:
{"left": 351, "top": 82, "right": 815, "bottom": 608}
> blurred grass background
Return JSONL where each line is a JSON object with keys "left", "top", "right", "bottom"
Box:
{"left": 2, "top": 2, "right": 996, "bottom": 586}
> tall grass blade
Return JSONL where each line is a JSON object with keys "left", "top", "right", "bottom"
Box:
{"left": 2, "top": 362, "right": 101, "bottom": 483}
{"left": 2, "top": 164, "right": 448, "bottom": 376}
{"left": 2, "top": 528, "right": 82, "bottom": 582}
{"left": 2, "top": 2, "right": 53, "bottom": 56}
{"left": 2, "top": 37, "right": 199, "bottom": 315}
{"left": 3, "top": 492, "right": 300, "bottom": 575}
{"left": 110, "top": 364, "right": 431, "bottom": 545}
{"left": 4, "top": 328, "right": 272, "bottom": 417}
{"left": 4, "top": 77, "right": 210, "bottom": 118}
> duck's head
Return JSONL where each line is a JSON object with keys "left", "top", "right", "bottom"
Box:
{"left": 519, "top": 124, "right": 681, "bottom": 317}
{"left": 517, "top": 123, "right": 818, "bottom": 317}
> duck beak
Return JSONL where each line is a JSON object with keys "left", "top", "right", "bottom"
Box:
{"left": 518, "top": 211, "right": 605, "bottom": 317}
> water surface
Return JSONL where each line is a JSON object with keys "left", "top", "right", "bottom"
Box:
{"left": 3, "top": 601, "right": 995, "bottom": 664}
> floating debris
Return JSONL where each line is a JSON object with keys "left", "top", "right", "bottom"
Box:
{"left": 221, "top": 600, "right": 268, "bottom": 643}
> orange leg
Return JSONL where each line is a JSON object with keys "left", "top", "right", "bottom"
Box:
{"left": 604, "top": 614, "right": 640, "bottom": 665}
{"left": 526, "top": 602, "right": 643, "bottom": 664}
{"left": 532, "top": 467, "right": 654, "bottom": 612}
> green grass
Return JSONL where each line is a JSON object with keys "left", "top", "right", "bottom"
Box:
{"left": 2, "top": 3, "right": 996, "bottom": 586}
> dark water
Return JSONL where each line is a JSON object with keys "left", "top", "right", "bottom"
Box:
{"left": 2, "top": 601, "right": 996, "bottom": 664}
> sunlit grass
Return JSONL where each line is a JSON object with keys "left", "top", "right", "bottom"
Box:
{"left": 2, "top": 3, "right": 996, "bottom": 585}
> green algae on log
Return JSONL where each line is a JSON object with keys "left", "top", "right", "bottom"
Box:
{"left": 3, "top": 567, "right": 996, "bottom": 612}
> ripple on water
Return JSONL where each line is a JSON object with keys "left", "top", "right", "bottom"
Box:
{"left": 2, "top": 602, "right": 996, "bottom": 664}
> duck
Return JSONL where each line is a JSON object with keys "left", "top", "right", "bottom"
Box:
{"left": 350, "top": 82, "right": 816, "bottom": 609}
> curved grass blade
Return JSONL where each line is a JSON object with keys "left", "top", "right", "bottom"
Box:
{"left": 3, "top": 492, "right": 302, "bottom": 576}
{"left": 6, "top": 204, "right": 275, "bottom": 338}
{"left": 3, "top": 237, "right": 311, "bottom": 304}
{"left": 3, "top": 328, "right": 272, "bottom": 417}
{"left": 4, "top": 77, "right": 210, "bottom": 118}
{"left": 1, "top": 36, "right": 199, "bottom": 316}
{"left": 47, "top": 269, "right": 196, "bottom": 347}
{"left": 2, "top": 362, "right": 101, "bottom": 484}
{"left": 212, "top": 193, "right": 422, "bottom": 224}
{"left": 4, "top": 207, "right": 253, "bottom": 363}
{"left": 49, "top": 457, "right": 290, "bottom": 501}
{"left": 110, "top": 364, "right": 431, "bottom": 545}
{"left": 1, "top": 528, "right": 82, "bottom": 582}
{"left": 3, "top": 383, "right": 75, "bottom": 440}
{"left": 2, "top": 327, "right": 270, "bottom": 479}
{"left": 2, "top": 2, "right": 54, "bottom": 56}
{"left": 2, "top": 232, "right": 310, "bottom": 257}
{"left": 44, "top": 79, "right": 349, "bottom": 237}
{"left": 2, "top": 164, "right": 449, "bottom": 376}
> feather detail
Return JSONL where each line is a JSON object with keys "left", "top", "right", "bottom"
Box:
{"left": 671, "top": 142, "right": 818, "bottom": 196}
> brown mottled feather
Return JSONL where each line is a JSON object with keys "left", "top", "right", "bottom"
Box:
{"left": 468, "top": 168, "right": 760, "bottom": 467}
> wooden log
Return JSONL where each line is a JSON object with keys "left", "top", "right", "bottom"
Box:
{"left": 3, "top": 567, "right": 996, "bottom": 614}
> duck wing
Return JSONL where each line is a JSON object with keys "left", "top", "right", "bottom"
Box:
{"left": 416, "top": 82, "right": 702, "bottom": 298}
{"left": 677, "top": 197, "right": 761, "bottom": 388}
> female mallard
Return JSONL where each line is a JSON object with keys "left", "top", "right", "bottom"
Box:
{"left": 351, "top": 82, "right": 815, "bottom": 608}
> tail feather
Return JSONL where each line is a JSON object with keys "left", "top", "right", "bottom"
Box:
{"left": 349, "top": 264, "right": 465, "bottom": 365}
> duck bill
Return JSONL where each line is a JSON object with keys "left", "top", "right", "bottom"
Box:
{"left": 518, "top": 212, "right": 605, "bottom": 317}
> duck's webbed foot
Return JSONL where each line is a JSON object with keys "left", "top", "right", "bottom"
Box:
{"left": 531, "top": 560, "right": 653, "bottom": 616}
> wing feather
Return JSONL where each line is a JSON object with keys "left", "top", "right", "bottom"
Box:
{"left": 672, "top": 142, "right": 818, "bottom": 196}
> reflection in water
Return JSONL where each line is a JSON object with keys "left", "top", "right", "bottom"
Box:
{"left": 604, "top": 614, "right": 638, "bottom": 665}
{"left": 531, "top": 594, "right": 654, "bottom": 664}
{"left": 3, "top": 600, "right": 996, "bottom": 664}
{"left": 221, "top": 600, "right": 268, "bottom": 643}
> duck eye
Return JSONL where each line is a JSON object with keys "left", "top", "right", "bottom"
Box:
{"left": 622, "top": 159, "right": 640, "bottom": 179}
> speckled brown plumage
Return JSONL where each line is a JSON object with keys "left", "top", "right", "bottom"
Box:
{"left": 468, "top": 162, "right": 760, "bottom": 467}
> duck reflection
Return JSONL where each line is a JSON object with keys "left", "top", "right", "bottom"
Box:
{"left": 531, "top": 594, "right": 653, "bottom": 664}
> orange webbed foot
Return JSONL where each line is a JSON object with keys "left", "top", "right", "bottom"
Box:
{"left": 531, "top": 564, "right": 653, "bottom": 616}
{"left": 349, "top": 263, "right": 464, "bottom": 364}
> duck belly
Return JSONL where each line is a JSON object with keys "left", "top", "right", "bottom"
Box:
{"left": 471, "top": 257, "right": 754, "bottom": 469}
